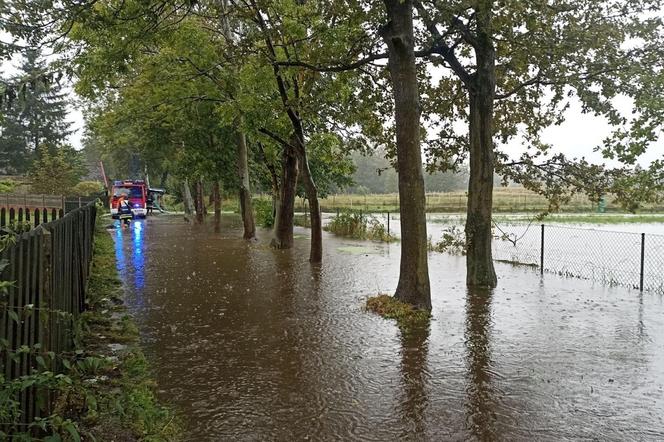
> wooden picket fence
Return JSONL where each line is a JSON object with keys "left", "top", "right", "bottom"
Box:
{"left": 0, "top": 193, "right": 100, "bottom": 227}
{"left": 0, "top": 199, "right": 98, "bottom": 429}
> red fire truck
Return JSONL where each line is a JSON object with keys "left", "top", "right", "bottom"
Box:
{"left": 110, "top": 180, "right": 148, "bottom": 218}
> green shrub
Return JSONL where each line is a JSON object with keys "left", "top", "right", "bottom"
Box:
{"left": 326, "top": 211, "right": 366, "bottom": 238}
{"left": 162, "top": 194, "right": 184, "bottom": 212}
{"left": 325, "top": 211, "right": 396, "bottom": 242}
{"left": 29, "top": 146, "right": 83, "bottom": 195}
{"left": 254, "top": 198, "right": 274, "bottom": 228}
{"left": 429, "top": 225, "right": 466, "bottom": 255}
{"left": 0, "top": 179, "right": 16, "bottom": 194}
{"left": 72, "top": 180, "right": 104, "bottom": 196}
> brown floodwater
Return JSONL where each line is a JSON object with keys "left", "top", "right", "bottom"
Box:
{"left": 112, "top": 215, "right": 664, "bottom": 441}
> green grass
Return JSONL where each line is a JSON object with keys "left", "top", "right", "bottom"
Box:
{"left": 366, "top": 295, "right": 431, "bottom": 330}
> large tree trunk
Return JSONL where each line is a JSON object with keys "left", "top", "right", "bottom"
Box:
{"left": 182, "top": 179, "right": 195, "bottom": 223}
{"left": 465, "top": 0, "right": 497, "bottom": 288}
{"left": 195, "top": 179, "right": 205, "bottom": 224}
{"left": 293, "top": 134, "right": 322, "bottom": 263}
{"left": 213, "top": 180, "right": 222, "bottom": 233}
{"left": 237, "top": 131, "right": 256, "bottom": 239}
{"left": 271, "top": 146, "right": 298, "bottom": 249}
{"left": 381, "top": 0, "right": 431, "bottom": 310}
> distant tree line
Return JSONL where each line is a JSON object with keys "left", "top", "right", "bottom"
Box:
{"left": 347, "top": 150, "right": 468, "bottom": 194}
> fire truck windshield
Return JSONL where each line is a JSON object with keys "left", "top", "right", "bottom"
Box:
{"left": 114, "top": 186, "right": 143, "bottom": 198}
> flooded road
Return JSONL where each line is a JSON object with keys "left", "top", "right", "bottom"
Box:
{"left": 113, "top": 216, "right": 664, "bottom": 441}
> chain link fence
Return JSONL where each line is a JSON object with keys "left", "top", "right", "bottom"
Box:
{"left": 492, "top": 223, "right": 664, "bottom": 294}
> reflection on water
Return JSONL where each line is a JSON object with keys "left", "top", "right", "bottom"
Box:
{"left": 112, "top": 216, "right": 664, "bottom": 441}
{"left": 398, "top": 323, "right": 430, "bottom": 438}
{"left": 114, "top": 220, "right": 146, "bottom": 295}
{"left": 465, "top": 288, "right": 496, "bottom": 440}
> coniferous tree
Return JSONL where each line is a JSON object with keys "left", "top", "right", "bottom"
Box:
{"left": 0, "top": 49, "right": 72, "bottom": 174}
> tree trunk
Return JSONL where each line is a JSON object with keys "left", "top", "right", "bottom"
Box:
{"left": 237, "top": 131, "right": 256, "bottom": 239}
{"left": 381, "top": 0, "right": 431, "bottom": 310}
{"left": 465, "top": 0, "right": 497, "bottom": 288}
{"left": 271, "top": 146, "right": 298, "bottom": 249}
{"left": 212, "top": 180, "right": 222, "bottom": 233}
{"left": 159, "top": 170, "right": 169, "bottom": 188}
{"left": 182, "top": 179, "right": 195, "bottom": 223}
{"left": 195, "top": 179, "right": 204, "bottom": 224}
{"left": 271, "top": 182, "right": 279, "bottom": 221}
{"left": 293, "top": 134, "right": 322, "bottom": 262}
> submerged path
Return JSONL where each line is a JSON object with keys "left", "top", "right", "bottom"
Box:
{"left": 112, "top": 215, "right": 664, "bottom": 441}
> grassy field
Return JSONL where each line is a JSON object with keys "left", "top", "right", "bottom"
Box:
{"left": 250, "top": 187, "right": 664, "bottom": 214}
{"left": 156, "top": 187, "right": 664, "bottom": 219}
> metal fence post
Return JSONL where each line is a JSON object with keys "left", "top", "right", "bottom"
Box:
{"left": 540, "top": 224, "right": 545, "bottom": 275}
{"left": 387, "top": 212, "right": 390, "bottom": 235}
{"left": 640, "top": 233, "right": 645, "bottom": 292}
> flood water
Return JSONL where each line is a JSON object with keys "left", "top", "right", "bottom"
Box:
{"left": 112, "top": 216, "right": 664, "bottom": 441}
{"left": 326, "top": 213, "right": 664, "bottom": 294}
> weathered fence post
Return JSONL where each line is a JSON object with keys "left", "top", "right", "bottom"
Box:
{"left": 387, "top": 211, "right": 390, "bottom": 235}
{"left": 640, "top": 233, "right": 645, "bottom": 292}
{"left": 540, "top": 224, "right": 545, "bottom": 276}
{"left": 37, "top": 225, "right": 53, "bottom": 415}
